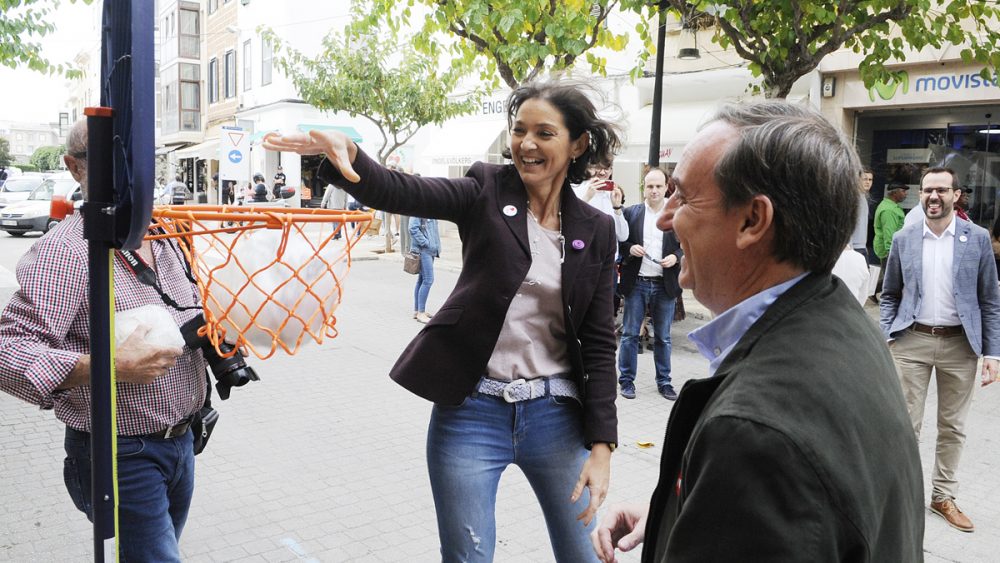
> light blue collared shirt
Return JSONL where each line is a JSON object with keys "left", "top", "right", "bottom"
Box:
{"left": 688, "top": 273, "right": 809, "bottom": 375}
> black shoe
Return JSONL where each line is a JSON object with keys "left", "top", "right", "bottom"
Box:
{"left": 658, "top": 385, "right": 678, "bottom": 401}
{"left": 620, "top": 383, "right": 636, "bottom": 399}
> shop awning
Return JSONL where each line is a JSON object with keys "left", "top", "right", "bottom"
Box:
{"left": 421, "top": 121, "right": 505, "bottom": 166}
{"left": 173, "top": 139, "right": 220, "bottom": 160}
{"left": 296, "top": 124, "right": 363, "bottom": 142}
{"left": 155, "top": 145, "right": 182, "bottom": 156}
{"left": 620, "top": 102, "right": 720, "bottom": 163}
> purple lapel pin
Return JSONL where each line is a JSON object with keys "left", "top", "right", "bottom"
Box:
{"left": 572, "top": 239, "right": 585, "bottom": 250}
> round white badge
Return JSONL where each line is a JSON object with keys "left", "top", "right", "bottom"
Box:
{"left": 959, "top": 235, "right": 968, "bottom": 243}
{"left": 503, "top": 205, "right": 518, "bottom": 217}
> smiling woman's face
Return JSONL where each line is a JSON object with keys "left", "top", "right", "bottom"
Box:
{"left": 509, "top": 98, "right": 584, "bottom": 192}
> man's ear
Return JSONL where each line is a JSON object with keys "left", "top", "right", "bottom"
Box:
{"left": 64, "top": 155, "right": 83, "bottom": 183}
{"left": 735, "top": 194, "right": 774, "bottom": 250}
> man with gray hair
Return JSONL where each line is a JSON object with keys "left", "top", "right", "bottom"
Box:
{"left": 0, "top": 119, "right": 211, "bottom": 561}
{"left": 592, "top": 102, "right": 923, "bottom": 562}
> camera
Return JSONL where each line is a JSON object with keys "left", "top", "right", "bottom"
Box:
{"left": 180, "top": 316, "right": 259, "bottom": 400}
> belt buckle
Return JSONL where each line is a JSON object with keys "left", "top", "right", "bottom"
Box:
{"left": 162, "top": 423, "right": 180, "bottom": 439}
{"left": 162, "top": 419, "right": 188, "bottom": 439}
{"left": 931, "top": 326, "right": 945, "bottom": 336}
{"left": 503, "top": 379, "right": 531, "bottom": 403}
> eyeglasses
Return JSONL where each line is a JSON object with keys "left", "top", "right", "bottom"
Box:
{"left": 920, "top": 187, "right": 954, "bottom": 196}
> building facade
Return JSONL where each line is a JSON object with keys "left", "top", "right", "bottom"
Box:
{"left": 820, "top": 50, "right": 1000, "bottom": 229}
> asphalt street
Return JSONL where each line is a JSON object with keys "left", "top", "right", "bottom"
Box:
{"left": 1, "top": 230, "right": 999, "bottom": 562}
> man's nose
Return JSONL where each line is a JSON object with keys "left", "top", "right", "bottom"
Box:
{"left": 658, "top": 193, "right": 678, "bottom": 232}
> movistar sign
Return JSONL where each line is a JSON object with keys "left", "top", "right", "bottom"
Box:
{"left": 868, "top": 69, "right": 999, "bottom": 102}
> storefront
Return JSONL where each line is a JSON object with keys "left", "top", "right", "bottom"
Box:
{"left": 834, "top": 63, "right": 1000, "bottom": 227}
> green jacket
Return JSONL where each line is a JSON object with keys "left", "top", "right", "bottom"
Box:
{"left": 873, "top": 197, "right": 905, "bottom": 259}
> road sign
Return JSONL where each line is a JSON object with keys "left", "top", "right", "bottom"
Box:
{"left": 219, "top": 126, "right": 250, "bottom": 185}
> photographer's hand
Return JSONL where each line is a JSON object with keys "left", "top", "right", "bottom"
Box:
{"left": 116, "top": 326, "right": 183, "bottom": 384}
{"left": 59, "top": 326, "right": 182, "bottom": 390}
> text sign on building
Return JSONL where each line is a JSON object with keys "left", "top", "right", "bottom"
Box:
{"left": 219, "top": 126, "right": 250, "bottom": 183}
{"left": 841, "top": 64, "right": 1000, "bottom": 108}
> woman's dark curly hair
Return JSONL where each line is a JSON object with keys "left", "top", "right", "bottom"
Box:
{"left": 501, "top": 81, "right": 622, "bottom": 184}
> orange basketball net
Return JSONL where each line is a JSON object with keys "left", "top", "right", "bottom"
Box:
{"left": 147, "top": 204, "right": 374, "bottom": 359}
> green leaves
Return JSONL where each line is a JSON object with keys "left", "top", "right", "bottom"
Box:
{"left": 638, "top": 0, "right": 1000, "bottom": 98}
{"left": 368, "top": 0, "right": 630, "bottom": 89}
{"left": 261, "top": 13, "right": 480, "bottom": 165}
{"left": 0, "top": 0, "right": 92, "bottom": 78}
{"left": 29, "top": 145, "right": 65, "bottom": 171}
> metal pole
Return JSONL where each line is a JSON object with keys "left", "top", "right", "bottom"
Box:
{"left": 648, "top": 1, "right": 667, "bottom": 168}
{"left": 83, "top": 106, "right": 118, "bottom": 562}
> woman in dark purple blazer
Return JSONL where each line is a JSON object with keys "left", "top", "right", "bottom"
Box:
{"left": 264, "top": 82, "right": 620, "bottom": 562}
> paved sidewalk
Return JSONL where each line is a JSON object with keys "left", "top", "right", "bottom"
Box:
{"left": 2, "top": 253, "right": 999, "bottom": 561}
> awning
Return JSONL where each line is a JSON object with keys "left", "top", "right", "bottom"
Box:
{"left": 173, "top": 139, "right": 220, "bottom": 160}
{"left": 296, "top": 124, "right": 363, "bottom": 142}
{"left": 421, "top": 121, "right": 505, "bottom": 166}
{"left": 250, "top": 129, "right": 279, "bottom": 144}
{"left": 155, "top": 145, "right": 181, "bottom": 156}
{"left": 620, "top": 102, "right": 720, "bottom": 163}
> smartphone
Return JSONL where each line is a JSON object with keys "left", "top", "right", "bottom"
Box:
{"left": 596, "top": 180, "right": 615, "bottom": 191}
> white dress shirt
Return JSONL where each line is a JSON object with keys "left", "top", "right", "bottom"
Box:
{"left": 638, "top": 203, "right": 666, "bottom": 278}
{"left": 832, "top": 246, "right": 870, "bottom": 305}
{"left": 915, "top": 217, "right": 960, "bottom": 327}
{"left": 572, "top": 182, "right": 629, "bottom": 243}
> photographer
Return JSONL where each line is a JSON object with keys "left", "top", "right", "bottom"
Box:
{"left": 0, "top": 119, "right": 256, "bottom": 562}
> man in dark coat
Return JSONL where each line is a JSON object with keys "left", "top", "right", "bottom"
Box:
{"left": 617, "top": 167, "right": 682, "bottom": 400}
{"left": 592, "top": 102, "right": 924, "bottom": 562}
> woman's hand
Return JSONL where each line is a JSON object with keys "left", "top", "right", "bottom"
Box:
{"left": 578, "top": 178, "right": 599, "bottom": 202}
{"left": 571, "top": 443, "right": 612, "bottom": 526}
{"left": 262, "top": 130, "right": 361, "bottom": 183}
{"left": 611, "top": 185, "right": 624, "bottom": 208}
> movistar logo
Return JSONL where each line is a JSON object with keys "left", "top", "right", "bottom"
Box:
{"left": 869, "top": 72, "right": 909, "bottom": 102}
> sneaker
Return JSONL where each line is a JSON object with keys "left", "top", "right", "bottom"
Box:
{"left": 415, "top": 312, "right": 432, "bottom": 324}
{"left": 929, "top": 498, "right": 974, "bottom": 532}
{"left": 658, "top": 385, "right": 678, "bottom": 401}
{"left": 620, "top": 383, "right": 636, "bottom": 399}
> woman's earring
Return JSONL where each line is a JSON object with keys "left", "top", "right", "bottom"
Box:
{"left": 571, "top": 156, "right": 576, "bottom": 164}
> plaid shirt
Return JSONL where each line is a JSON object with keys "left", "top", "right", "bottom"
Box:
{"left": 0, "top": 214, "right": 207, "bottom": 436}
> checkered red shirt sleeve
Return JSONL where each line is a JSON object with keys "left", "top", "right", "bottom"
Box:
{"left": 0, "top": 215, "right": 208, "bottom": 434}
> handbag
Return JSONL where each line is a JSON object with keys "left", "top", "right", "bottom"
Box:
{"left": 403, "top": 251, "right": 421, "bottom": 274}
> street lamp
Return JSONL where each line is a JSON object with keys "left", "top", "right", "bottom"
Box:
{"left": 678, "top": 25, "right": 700, "bottom": 60}
{"left": 647, "top": 1, "right": 667, "bottom": 168}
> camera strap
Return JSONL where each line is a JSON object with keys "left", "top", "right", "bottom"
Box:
{"left": 117, "top": 247, "right": 201, "bottom": 312}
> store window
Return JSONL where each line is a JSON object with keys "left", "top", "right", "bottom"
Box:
{"left": 860, "top": 107, "right": 1000, "bottom": 228}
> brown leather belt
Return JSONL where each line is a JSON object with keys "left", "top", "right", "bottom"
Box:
{"left": 911, "top": 323, "right": 964, "bottom": 337}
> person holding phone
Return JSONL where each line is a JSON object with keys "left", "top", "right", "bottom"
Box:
{"left": 573, "top": 160, "right": 628, "bottom": 245}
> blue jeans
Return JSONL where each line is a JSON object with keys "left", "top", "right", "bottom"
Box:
{"left": 63, "top": 427, "right": 195, "bottom": 563}
{"left": 413, "top": 250, "right": 435, "bottom": 312}
{"left": 618, "top": 278, "right": 675, "bottom": 388}
{"left": 426, "top": 392, "right": 597, "bottom": 562}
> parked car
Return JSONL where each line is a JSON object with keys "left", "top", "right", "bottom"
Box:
{"left": 0, "top": 174, "right": 48, "bottom": 210}
{"left": 0, "top": 177, "right": 81, "bottom": 236}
